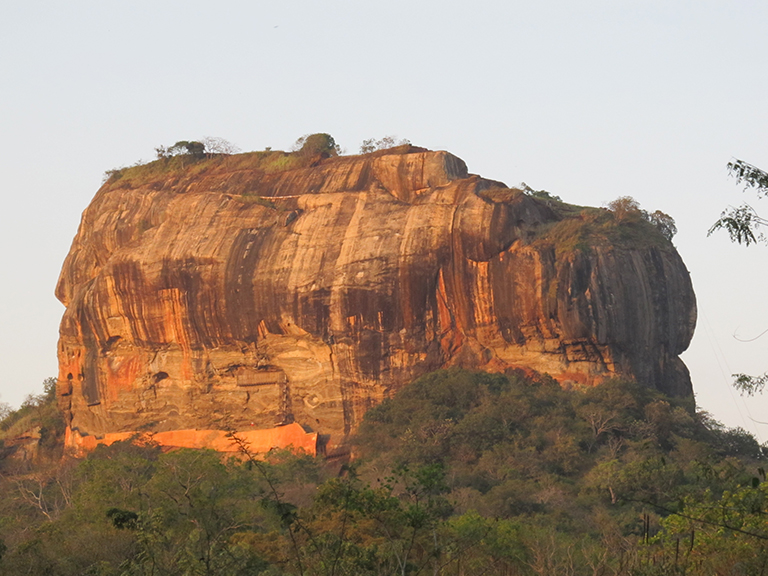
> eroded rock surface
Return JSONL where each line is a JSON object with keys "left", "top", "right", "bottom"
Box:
{"left": 56, "top": 146, "right": 696, "bottom": 452}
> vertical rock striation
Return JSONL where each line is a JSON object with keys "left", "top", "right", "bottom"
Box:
{"left": 56, "top": 146, "right": 696, "bottom": 452}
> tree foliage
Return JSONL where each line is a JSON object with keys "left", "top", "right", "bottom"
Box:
{"left": 606, "top": 195, "right": 642, "bottom": 221}
{"left": 606, "top": 196, "right": 677, "bottom": 240}
{"left": 200, "top": 136, "right": 241, "bottom": 155}
{"left": 708, "top": 159, "right": 768, "bottom": 400}
{"left": 648, "top": 210, "right": 677, "bottom": 241}
{"left": 359, "top": 136, "right": 411, "bottom": 154}
{"left": 292, "top": 133, "right": 341, "bottom": 157}
{"left": 733, "top": 372, "right": 768, "bottom": 397}
{"left": 709, "top": 159, "right": 768, "bottom": 246}
{"left": 728, "top": 158, "right": 768, "bottom": 195}
{"left": 709, "top": 204, "right": 767, "bottom": 246}
{"left": 154, "top": 137, "right": 240, "bottom": 161}
{"left": 1, "top": 377, "right": 65, "bottom": 467}
{"left": 0, "top": 370, "right": 767, "bottom": 575}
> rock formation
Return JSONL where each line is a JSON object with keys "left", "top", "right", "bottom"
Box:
{"left": 56, "top": 144, "right": 696, "bottom": 454}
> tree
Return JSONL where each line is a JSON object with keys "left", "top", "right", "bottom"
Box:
{"left": 710, "top": 159, "right": 768, "bottom": 396}
{"left": 359, "top": 136, "right": 411, "bottom": 154}
{"left": 124, "top": 449, "right": 270, "bottom": 576}
{"left": 606, "top": 195, "right": 642, "bottom": 221}
{"left": 200, "top": 136, "right": 240, "bottom": 155}
{"left": 154, "top": 138, "right": 239, "bottom": 161}
{"left": 648, "top": 210, "right": 678, "bottom": 241}
{"left": 708, "top": 159, "right": 768, "bottom": 246}
{"left": 292, "top": 133, "right": 341, "bottom": 157}
{"left": 305, "top": 463, "right": 454, "bottom": 576}
{"left": 606, "top": 196, "right": 678, "bottom": 240}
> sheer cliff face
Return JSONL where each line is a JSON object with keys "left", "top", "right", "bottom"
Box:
{"left": 56, "top": 147, "right": 696, "bottom": 449}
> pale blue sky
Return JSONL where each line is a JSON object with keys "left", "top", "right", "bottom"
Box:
{"left": 2, "top": 1, "right": 768, "bottom": 436}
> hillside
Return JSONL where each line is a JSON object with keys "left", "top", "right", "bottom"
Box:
{"left": 0, "top": 369, "right": 764, "bottom": 575}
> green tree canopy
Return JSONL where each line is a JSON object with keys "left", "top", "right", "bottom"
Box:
{"left": 292, "top": 133, "right": 341, "bottom": 157}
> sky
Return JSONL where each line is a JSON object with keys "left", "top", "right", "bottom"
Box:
{"left": 1, "top": 0, "right": 768, "bottom": 438}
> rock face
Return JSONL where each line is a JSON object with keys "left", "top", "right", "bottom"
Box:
{"left": 56, "top": 146, "right": 696, "bottom": 453}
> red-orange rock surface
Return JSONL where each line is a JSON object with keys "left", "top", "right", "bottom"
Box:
{"left": 65, "top": 422, "right": 317, "bottom": 458}
{"left": 56, "top": 146, "right": 696, "bottom": 453}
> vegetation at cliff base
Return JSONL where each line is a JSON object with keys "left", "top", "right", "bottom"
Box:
{"left": 1, "top": 370, "right": 767, "bottom": 575}
{"left": 0, "top": 377, "right": 64, "bottom": 464}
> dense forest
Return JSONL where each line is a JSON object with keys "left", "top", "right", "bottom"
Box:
{"left": 1, "top": 369, "right": 767, "bottom": 575}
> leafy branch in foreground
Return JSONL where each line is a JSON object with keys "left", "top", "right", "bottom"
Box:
{"left": 709, "top": 159, "right": 768, "bottom": 246}
{"left": 708, "top": 204, "right": 768, "bottom": 246}
{"left": 733, "top": 372, "right": 768, "bottom": 396}
{"left": 709, "top": 158, "right": 768, "bottom": 398}
{"left": 728, "top": 158, "right": 768, "bottom": 196}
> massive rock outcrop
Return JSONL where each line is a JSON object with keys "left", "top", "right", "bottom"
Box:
{"left": 56, "top": 145, "right": 696, "bottom": 454}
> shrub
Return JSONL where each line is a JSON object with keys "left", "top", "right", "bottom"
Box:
{"left": 530, "top": 189, "right": 562, "bottom": 202}
{"left": 101, "top": 168, "right": 124, "bottom": 184}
